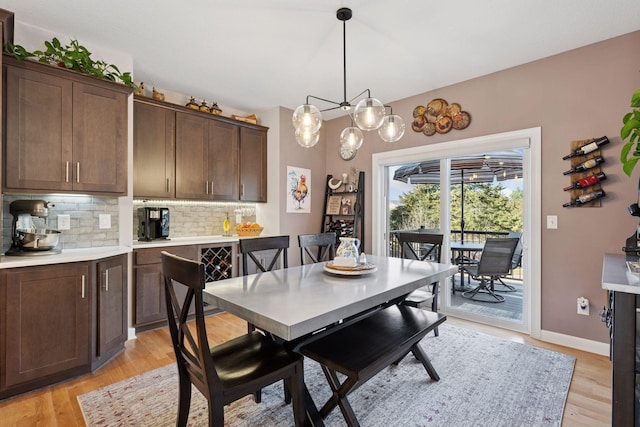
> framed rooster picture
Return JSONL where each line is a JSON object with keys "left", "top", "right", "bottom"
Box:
{"left": 287, "top": 166, "right": 311, "bottom": 213}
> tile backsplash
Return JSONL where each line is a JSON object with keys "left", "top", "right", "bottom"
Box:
{"left": 1, "top": 195, "right": 259, "bottom": 252}
{"left": 2, "top": 194, "right": 120, "bottom": 252}
{"left": 132, "top": 202, "right": 257, "bottom": 239}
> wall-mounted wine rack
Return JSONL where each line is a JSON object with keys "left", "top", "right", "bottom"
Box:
{"left": 562, "top": 136, "right": 609, "bottom": 208}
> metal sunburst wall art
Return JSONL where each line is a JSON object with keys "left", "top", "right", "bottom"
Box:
{"left": 411, "top": 98, "right": 471, "bottom": 136}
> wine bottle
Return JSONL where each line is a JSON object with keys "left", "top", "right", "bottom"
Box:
{"left": 563, "top": 172, "right": 607, "bottom": 191}
{"left": 562, "top": 136, "right": 610, "bottom": 160}
{"left": 562, "top": 156, "right": 604, "bottom": 175}
{"left": 563, "top": 189, "right": 605, "bottom": 207}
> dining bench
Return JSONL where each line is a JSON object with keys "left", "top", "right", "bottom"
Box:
{"left": 299, "top": 304, "right": 446, "bottom": 426}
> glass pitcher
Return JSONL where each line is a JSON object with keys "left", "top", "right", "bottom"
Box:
{"left": 336, "top": 237, "right": 360, "bottom": 259}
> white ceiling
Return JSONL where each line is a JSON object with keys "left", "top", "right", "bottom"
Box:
{"left": 4, "top": 0, "right": 640, "bottom": 119}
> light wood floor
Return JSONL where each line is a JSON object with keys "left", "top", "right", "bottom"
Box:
{"left": 0, "top": 313, "right": 611, "bottom": 426}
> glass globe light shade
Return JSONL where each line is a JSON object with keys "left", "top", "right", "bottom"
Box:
{"left": 292, "top": 104, "right": 322, "bottom": 133}
{"left": 339, "top": 126, "right": 364, "bottom": 151}
{"left": 378, "top": 114, "right": 405, "bottom": 143}
{"left": 295, "top": 127, "right": 320, "bottom": 148}
{"left": 353, "top": 97, "right": 385, "bottom": 131}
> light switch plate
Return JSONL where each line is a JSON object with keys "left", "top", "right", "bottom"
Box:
{"left": 99, "top": 214, "right": 111, "bottom": 229}
{"left": 546, "top": 215, "right": 558, "bottom": 229}
{"left": 58, "top": 214, "right": 71, "bottom": 230}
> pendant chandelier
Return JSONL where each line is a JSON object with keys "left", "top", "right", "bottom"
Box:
{"left": 292, "top": 7, "right": 405, "bottom": 149}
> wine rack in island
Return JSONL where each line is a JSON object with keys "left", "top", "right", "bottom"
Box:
{"left": 562, "top": 136, "right": 609, "bottom": 208}
{"left": 321, "top": 171, "right": 365, "bottom": 251}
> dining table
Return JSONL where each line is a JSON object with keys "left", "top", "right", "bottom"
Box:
{"left": 449, "top": 240, "right": 484, "bottom": 291}
{"left": 202, "top": 254, "right": 457, "bottom": 425}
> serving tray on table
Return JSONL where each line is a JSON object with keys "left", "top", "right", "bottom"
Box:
{"left": 323, "top": 262, "right": 377, "bottom": 276}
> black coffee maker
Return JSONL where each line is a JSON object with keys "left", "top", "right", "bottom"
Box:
{"left": 138, "top": 207, "right": 170, "bottom": 241}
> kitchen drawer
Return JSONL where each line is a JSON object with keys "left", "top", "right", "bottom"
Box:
{"left": 134, "top": 245, "right": 196, "bottom": 265}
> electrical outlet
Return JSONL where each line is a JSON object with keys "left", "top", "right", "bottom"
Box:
{"left": 577, "top": 297, "right": 589, "bottom": 315}
{"left": 57, "top": 214, "right": 71, "bottom": 230}
{"left": 99, "top": 214, "right": 111, "bottom": 229}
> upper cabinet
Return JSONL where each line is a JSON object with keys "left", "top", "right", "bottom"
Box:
{"left": 3, "top": 55, "right": 130, "bottom": 195}
{"left": 133, "top": 96, "right": 267, "bottom": 202}
{"left": 133, "top": 99, "right": 176, "bottom": 198}
{"left": 239, "top": 127, "right": 267, "bottom": 202}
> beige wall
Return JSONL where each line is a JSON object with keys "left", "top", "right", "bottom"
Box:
{"left": 272, "top": 106, "right": 328, "bottom": 267}
{"left": 320, "top": 30, "right": 640, "bottom": 342}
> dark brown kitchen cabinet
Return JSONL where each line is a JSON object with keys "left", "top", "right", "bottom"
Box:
{"left": 133, "top": 243, "right": 234, "bottom": 331}
{"left": 239, "top": 127, "right": 267, "bottom": 202}
{"left": 133, "top": 245, "right": 196, "bottom": 329}
{"left": 93, "top": 255, "right": 127, "bottom": 369}
{"left": 2, "top": 263, "right": 90, "bottom": 392}
{"left": 175, "top": 113, "right": 242, "bottom": 200}
{"left": 209, "top": 120, "right": 240, "bottom": 200}
{"left": 133, "top": 96, "right": 267, "bottom": 202}
{"left": 133, "top": 98, "right": 176, "bottom": 198}
{"left": 3, "top": 55, "right": 130, "bottom": 195}
{"left": 175, "top": 112, "right": 210, "bottom": 199}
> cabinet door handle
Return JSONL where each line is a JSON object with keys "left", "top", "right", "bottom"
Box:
{"left": 81, "top": 275, "right": 85, "bottom": 299}
{"left": 76, "top": 162, "right": 80, "bottom": 183}
{"left": 166, "top": 178, "right": 170, "bottom": 193}
{"left": 105, "top": 270, "right": 109, "bottom": 292}
{"left": 241, "top": 183, "right": 245, "bottom": 197}
{"left": 206, "top": 181, "right": 209, "bottom": 195}
{"left": 65, "top": 161, "right": 69, "bottom": 183}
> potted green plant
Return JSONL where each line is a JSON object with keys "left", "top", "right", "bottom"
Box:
{"left": 620, "top": 88, "right": 640, "bottom": 176}
{"left": 4, "top": 37, "right": 135, "bottom": 89}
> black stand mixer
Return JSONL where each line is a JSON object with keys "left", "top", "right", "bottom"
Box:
{"left": 6, "top": 200, "right": 61, "bottom": 256}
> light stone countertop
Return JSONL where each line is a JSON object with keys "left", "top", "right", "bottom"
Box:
{"left": 132, "top": 235, "right": 240, "bottom": 249}
{"left": 0, "top": 246, "right": 132, "bottom": 269}
{"left": 602, "top": 253, "right": 640, "bottom": 294}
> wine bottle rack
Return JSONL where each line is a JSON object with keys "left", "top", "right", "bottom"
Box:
{"left": 563, "top": 137, "right": 606, "bottom": 208}
{"left": 201, "top": 245, "right": 234, "bottom": 282}
{"left": 321, "top": 171, "right": 365, "bottom": 249}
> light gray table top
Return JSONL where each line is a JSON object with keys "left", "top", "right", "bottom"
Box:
{"left": 203, "top": 255, "right": 457, "bottom": 341}
{"left": 602, "top": 253, "right": 640, "bottom": 294}
{"left": 450, "top": 241, "right": 484, "bottom": 251}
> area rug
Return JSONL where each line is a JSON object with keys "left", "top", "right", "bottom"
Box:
{"left": 78, "top": 324, "right": 575, "bottom": 426}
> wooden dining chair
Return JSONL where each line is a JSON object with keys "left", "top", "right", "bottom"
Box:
{"left": 397, "top": 232, "right": 444, "bottom": 336}
{"left": 238, "top": 235, "right": 291, "bottom": 403}
{"left": 461, "top": 237, "right": 520, "bottom": 303}
{"left": 160, "top": 251, "right": 305, "bottom": 427}
{"left": 298, "top": 232, "right": 336, "bottom": 264}
{"left": 239, "top": 235, "right": 289, "bottom": 275}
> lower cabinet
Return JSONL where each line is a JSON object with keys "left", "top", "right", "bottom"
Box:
{"left": 0, "top": 256, "right": 129, "bottom": 398}
{"left": 94, "top": 255, "right": 128, "bottom": 369}
{"left": 2, "top": 263, "right": 91, "bottom": 393}
{"left": 133, "top": 243, "right": 236, "bottom": 331}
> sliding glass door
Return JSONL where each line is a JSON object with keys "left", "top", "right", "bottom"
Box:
{"left": 373, "top": 128, "right": 541, "bottom": 335}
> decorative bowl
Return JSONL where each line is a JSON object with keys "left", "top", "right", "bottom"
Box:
{"left": 235, "top": 227, "right": 264, "bottom": 237}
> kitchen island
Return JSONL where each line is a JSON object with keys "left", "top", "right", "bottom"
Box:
{"left": 601, "top": 253, "right": 640, "bottom": 426}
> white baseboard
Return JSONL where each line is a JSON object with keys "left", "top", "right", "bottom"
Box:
{"left": 540, "top": 329, "right": 609, "bottom": 356}
{"left": 127, "top": 327, "right": 137, "bottom": 341}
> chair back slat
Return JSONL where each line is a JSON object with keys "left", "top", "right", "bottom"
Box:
{"left": 298, "top": 232, "right": 336, "bottom": 264}
{"left": 397, "top": 232, "right": 444, "bottom": 263}
{"left": 239, "top": 236, "right": 290, "bottom": 275}
{"left": 476, "top": 238, "right": 520, "bottom": 275}
{"left": 161, "top": 251, "right": 220, "bottom": 392}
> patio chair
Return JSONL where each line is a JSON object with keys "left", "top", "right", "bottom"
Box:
{"left": 494, "top": 231, "right": 523, "bottom": 292}
{"left": 298, "top": 232, "right": 336, "bottom": 264}
{"left": 461, "top": 237, "right": 519, "bottom": 303}
{"left": 397, "top": 232, "right": 444, "bottom": 336}
{"left": 160, "top": 251, "right": 305, "bottom": 427}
